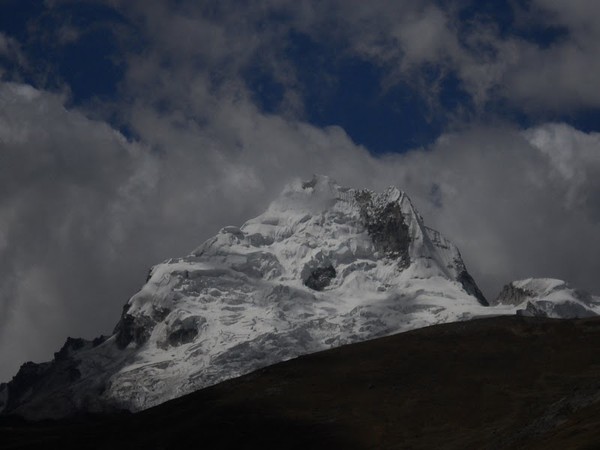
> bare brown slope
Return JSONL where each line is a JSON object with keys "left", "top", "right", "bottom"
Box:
{"left": 4, "top": 315, "right": 600, "bottom": 449}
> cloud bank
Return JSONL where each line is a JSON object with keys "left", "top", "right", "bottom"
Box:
{"left": 1, "top": 0, "right": 600, "bottom": 381}
{"left": 2, "top": 80, "right": 599, "bottom": 381}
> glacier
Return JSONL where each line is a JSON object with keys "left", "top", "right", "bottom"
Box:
{"left": 1, "top": 175, "right": 597, "bottom": 419}
{"left": 493, "top": 278, "right": 600, "bottom": 318}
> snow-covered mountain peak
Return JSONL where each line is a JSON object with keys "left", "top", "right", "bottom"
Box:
{"left": 5, "top": 176, "right": 597, "bottom": 420}
{"left": 3, "top": 175, "right": 494, "bottom": 418}
{"left": 512, "top": 278, "right": 571, "bottom": 295}
{"left": 494, "top": 278, "right": 600, "bottom": 318}
{"left": 255, "top": 174, "right": 407, "bottom": 219}
{"left": 191, "top": 175, "right": 471, "bottom": 298}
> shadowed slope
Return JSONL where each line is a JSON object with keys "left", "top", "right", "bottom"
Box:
{"left": 1, "top": 176, "right": 494, "bottom": 418}
{"left": 4, "top": 316, "right": 600, "bottom": 449}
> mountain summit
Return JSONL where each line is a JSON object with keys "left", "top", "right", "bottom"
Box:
{"left": 0, "top": 175, "right": 596, "bottom": 419}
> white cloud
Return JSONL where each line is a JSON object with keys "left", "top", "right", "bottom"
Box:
{"left": 2, "top": 1, "right": 600, "bottom": 384}
{"left": 297, "top": 1, "right": 600, "bottom": 111}
{"left": 0, "top": 82, "right": 160, "bottom": 380}
{"left": 0, "top": 79, "right": 378, "bottom": 381}
{"left": 390, "top": 124, "right": 600, "bottom": 299}
{"left": 455, "top": 1, "right": 600, "bottom": 110}
{"left": 0, "top": 31, "right": 27, "bottom": 81}
{"left": 3, "top": 75, "right": 600, "bottom": 383}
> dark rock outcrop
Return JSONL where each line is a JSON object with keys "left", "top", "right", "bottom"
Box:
{"left": 165, "top": 317, "right": 205, "bottom": 347}
{"left": 517, "top": 301, "right": 598, "bottom": 319}
{"left": 54, "top": 337, "right": 86, "bottom": 361}
{"left": 457, "top": 271, "right": 488, "bottom": 306}
{"left": 355, "top": 190, "right": 410, "bottom": 268}
{"left": 114, "top": 305, "right": 170, "bottom": 349}
{"left": 0, "top": 351, "right": 83, "bottom": 416}
{"left": 494, "top": 283, "right": 533, "bottom": 306}
{"left": 304, "top": 266, "right": 337, "bottom": 291}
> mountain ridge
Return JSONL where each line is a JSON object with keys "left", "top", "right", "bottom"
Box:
{"left": 1, "top": 175, "right": 597, "bottom": 419}
{"left": 5, "top": 315, "right": 600, "bottom": 449}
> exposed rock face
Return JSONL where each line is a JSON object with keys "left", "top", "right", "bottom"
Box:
{"left": 304, "top": 265, "right": 337, "bottom": 291}
{"left": 0, "top": 338, "right": 103, "bottom": 419}
{"left": 495, "top": 278, "right": 600, "bottom": 319}
{"left": 54, "top": 337, "right": 86, "bottom": 361}
{"left": 166, "top": 316, "right": 203, "bottom": 347}
{"left": 457, "top": 271, "right": 489, "bottom": 306}
{"left": 355, "top": 190, "right": 410, "bottom": 267}
{"left": 1, "top": 362, "right": 53, "bottom": 412}
{"left": 517, "top": 301, "right": 597, "bottom": 319}
{"left": 494, "top": 283, "right": 533, "bottom": 306}
{"left": 5, "top": 175, "right": 591, "bottom": 420}
{"left": 114, "top": 305, "right": 171, "bottom": 349}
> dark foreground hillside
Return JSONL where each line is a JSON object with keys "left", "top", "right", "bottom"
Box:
{"left": 4, "top": 316, "right": 600, "bottom": 449}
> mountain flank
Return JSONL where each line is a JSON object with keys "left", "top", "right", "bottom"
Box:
{"left": 1, "top": 175, "right": 598, "bottom": 420}
{"left": 3, "top": 315, "right": 600, "bottom": 449}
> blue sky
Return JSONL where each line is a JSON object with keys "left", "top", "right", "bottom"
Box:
{"left": 2, "top": 0, "right": 600, "bottom": 152}
{"left": 1, "top": 0, "right": 600, "bottom": 380}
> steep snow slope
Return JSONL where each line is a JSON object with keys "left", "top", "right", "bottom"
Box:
{"left": 494, "top": 278, "right": 600, "bottom": 318}
{"left": 100, "top": 176, "right": 497, "bottom": 412}
{"left": 0, "top": 175, "right": 595, "bottom": 419}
